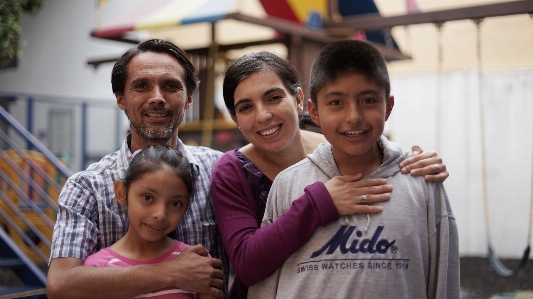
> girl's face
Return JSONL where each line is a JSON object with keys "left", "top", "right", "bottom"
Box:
{"left": 232, "top": 69, "right": 304, "bottom": 154}
{"left": 116, "top": 166, "right": 189, "bottom": 244}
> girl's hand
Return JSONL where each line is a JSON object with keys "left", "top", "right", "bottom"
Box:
{"left": 399, "top": 145, "right": 449, "bottom": 182}
{"left": 324, "top": 174, "right": 392, "bottom": 215}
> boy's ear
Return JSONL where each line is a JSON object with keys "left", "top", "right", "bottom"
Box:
{"left": 307, "top": 99, "right": 320, "bottom": 127}
{"left": 385, "top": 95, "right": 395, "bottom": 121}
{"left": 114, "top": 180, "right": 128, "bottom": 207}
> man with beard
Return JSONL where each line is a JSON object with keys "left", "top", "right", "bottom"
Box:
{"left": 46, "top": 39, "right": 226, "bottom": 299}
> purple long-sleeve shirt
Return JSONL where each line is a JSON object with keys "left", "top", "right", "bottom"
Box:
{"left": 210, "top": 150, "right": 339, "bottom": 298}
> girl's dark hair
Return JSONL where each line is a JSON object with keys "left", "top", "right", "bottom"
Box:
{"left": 223, "top": 51, "right": 300, "bottom": 116}
{"left": 121, "top": 145, "right": 193, "bottom": 195}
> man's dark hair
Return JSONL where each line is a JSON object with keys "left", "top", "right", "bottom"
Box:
{"left": 310, "top": 40, "right": 390, "bottom": 104}
{"left": 223, "top": 51, "right": 300, "bottom": 116}
{"left": 111, "top": 39, "right": 198, "bottom": 97}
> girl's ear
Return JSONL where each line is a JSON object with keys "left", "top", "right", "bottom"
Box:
{"left": 114, "top": 180, "right": 128, "bottom": 206}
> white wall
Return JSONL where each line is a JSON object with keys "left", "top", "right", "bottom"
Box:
{"left": 0, "top": 0, "right": 134, "bottom": 99}
{"left": 375, "top": 0, "right": 533, "bottom": 259}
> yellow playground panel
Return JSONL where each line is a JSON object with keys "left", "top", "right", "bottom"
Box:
{"left": 0, "top": 150, "right": 65, "bottom": 265}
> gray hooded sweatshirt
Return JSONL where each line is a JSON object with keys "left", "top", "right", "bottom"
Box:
{"left": 249, "top": 136, "right": 459, "bottom": 299}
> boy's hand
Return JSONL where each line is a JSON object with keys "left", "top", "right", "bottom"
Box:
{"left": 325, "top": 174, "right": 392, "bottom": 215}
{"left": 399, "top": 145, "right": 449, "bottom": 182}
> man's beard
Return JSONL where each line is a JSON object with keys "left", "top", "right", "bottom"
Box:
{"left": 126, "top": 109, "right": 181, "bottom": 142}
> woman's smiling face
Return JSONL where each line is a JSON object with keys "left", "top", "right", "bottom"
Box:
{"left": 232, "top": 68, "right": 303, "bottom": 154}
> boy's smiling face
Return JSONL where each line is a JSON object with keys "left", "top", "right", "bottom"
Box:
{"left": 308, "top": 72, "right": 393, "bottom": 172}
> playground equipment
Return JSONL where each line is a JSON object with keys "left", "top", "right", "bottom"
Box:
{"left": 0, "top": 149, "right": 64, "bottom": 265}
{"left": 474, "top": 18, "right": 532, "bottom": 277}
{"left": 0, "top": 105, "right": 72, "bottom": 297}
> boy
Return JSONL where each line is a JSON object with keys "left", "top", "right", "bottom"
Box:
{"left": 249, "top": 40, "right": 459, "bottom": 298}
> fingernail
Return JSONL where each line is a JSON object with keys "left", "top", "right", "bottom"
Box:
{"left": 401, "top": 167, "right": 407, "bottom": 173}
{"left": 410, "top": 169, "right": 416, "bottom": 175}
{"left": 413, "top": 150, "right": 419, "bottom": 156}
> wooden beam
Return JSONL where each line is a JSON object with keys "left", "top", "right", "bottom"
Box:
{"left": 324, "top": 0, "right": 533, "bottom": 31}
{"left": 227, "top": 13, "right": 409, "bottom": 60}
{"left": 87, "top": 11, "right": 413, "bottom": 69}
{"left": 328, "top": 0, "right": 339, "bottom": 20}
{"left": 87, "top": 37, "right": 290, "bottom": 68}
{"left": 227, "top": 13, "right": 339, "bottom": 44}
{"left": 90, "top": 32, "right": 140, "bottom": 44}
{"left": 373, "top": 42, "right": 411, "bottom": 61}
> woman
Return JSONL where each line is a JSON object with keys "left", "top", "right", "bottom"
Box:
{"left": 210, "top": 52, "right": 448, "bottom": 298}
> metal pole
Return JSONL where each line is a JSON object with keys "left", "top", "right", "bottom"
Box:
{"left": 27, "top": 97, "right": 34, "bottom": 151}
{"left": 81, "top": 103, "right": 88, "bottom": 169}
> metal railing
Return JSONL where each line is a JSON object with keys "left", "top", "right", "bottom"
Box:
{"left": 0, "top": 105, "right": 73, "bottom": 265}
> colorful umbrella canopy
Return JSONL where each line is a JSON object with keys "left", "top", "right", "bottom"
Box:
{"left": 93, "top": 0, "right": 397, "bottom": 50}
{"left": 93, "top": 0, "right": 243, "bottom": 38}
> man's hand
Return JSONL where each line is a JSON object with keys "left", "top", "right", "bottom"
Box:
{"left": 47, "top": 245, "right": 224, "bottom": 299}
{"left": 168, "top": 245, "right": 224, "bottom": 298}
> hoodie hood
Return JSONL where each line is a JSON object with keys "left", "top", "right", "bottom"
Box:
{"left": 308, "top": 135, "right": 409, "bottom": 179}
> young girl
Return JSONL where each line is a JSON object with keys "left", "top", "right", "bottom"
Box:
{"left": 84, "top": 145, "right": 215, "bottom": 299}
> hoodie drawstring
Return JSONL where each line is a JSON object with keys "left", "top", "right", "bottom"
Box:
{"left": 344, "top": 214, "right": 371, "bottom": 234}
{"left": 364, "top": 214, "right": 370, "bottom": 233}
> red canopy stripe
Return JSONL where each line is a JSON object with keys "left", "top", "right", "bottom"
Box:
{"left": 259, "top": 0, "right": 300, "bottom": 23}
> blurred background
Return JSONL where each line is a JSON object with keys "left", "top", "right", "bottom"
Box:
{"left": 0, "top": 0, "right": 532, "bottom": 297}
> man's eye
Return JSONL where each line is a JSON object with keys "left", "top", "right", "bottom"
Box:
{"left": 363, "top": 98, "right": 376, "bottom": 104}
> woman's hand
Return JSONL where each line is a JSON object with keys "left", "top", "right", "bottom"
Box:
{"left": 399, "top": 145, "right": 449, "bottom": 182}
{"left": 324, "top": 174, "right": 392, "bottom": 215}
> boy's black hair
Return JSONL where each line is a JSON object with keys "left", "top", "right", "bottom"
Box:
{"left": 310, "top": 40, "right": 390, "bottom": 104}
{"left": 121, "top": 145, "right": 193, "bottom": 195}
{"left": 111, "top": 39, "right": 199, "bottom": 97}
{"left": 223, "top": 51, "right": 300, "bottom": 116}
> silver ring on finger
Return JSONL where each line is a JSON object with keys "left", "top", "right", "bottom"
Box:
{"left": 360, "top": 195, "right": 368, "bottom": 203}
{"left": 434, "top": 164, "right": 440, "bottom": 174}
